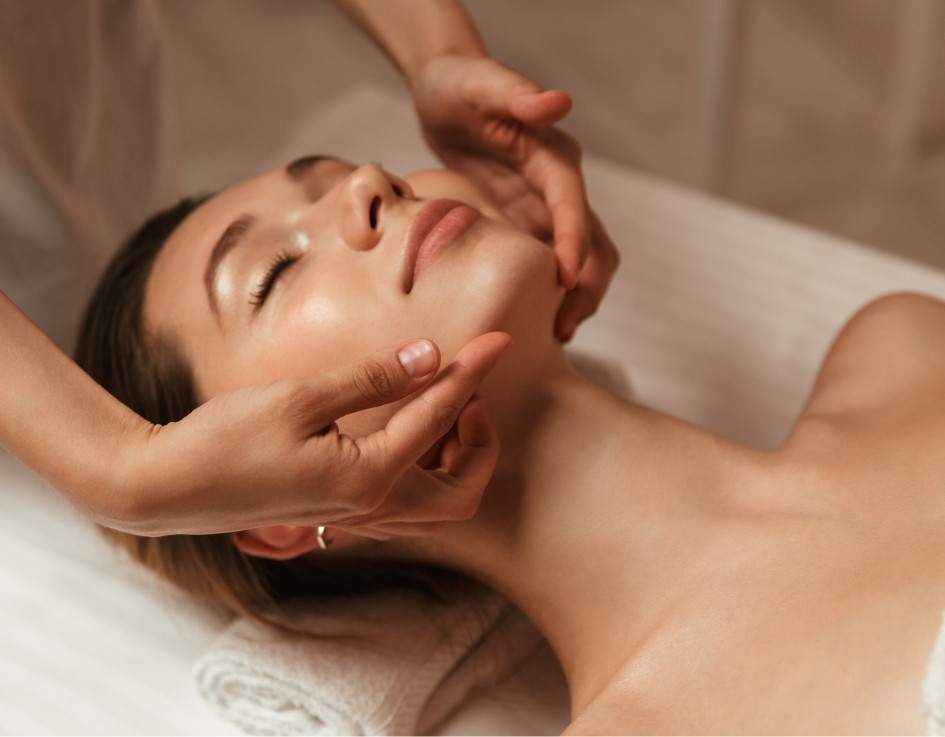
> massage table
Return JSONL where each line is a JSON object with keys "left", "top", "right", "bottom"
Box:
{"left": 3, "top": 84, "right": 945, "bottom": 735}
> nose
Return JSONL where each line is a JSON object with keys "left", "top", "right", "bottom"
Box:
{"left": 339, "top": 165, "right": 412, "bottom": 251}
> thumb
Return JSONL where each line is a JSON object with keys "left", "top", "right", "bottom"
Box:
{"left": 507, "top": 89, "right": 573, "bottom": 126}
{"left": 461, "top": 59, "right": 565, "bottom": 120}
{"left": 291, "top": 339, "right": 442, "bottom": 435}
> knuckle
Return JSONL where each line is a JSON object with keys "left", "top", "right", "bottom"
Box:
{"left": 335, "top": 434, "right": 363, "bottom": 469}
{"left": 352, "top": 359, "right": 394, "bottom": 402}
{"left": 433, "top": 403, "right": 462, "bottom": 435}
{"left": 270, "top": 377, "right": 316, "bottom": 422}
{"left": 282, "top": 378, "right": 314, "bottom": 412}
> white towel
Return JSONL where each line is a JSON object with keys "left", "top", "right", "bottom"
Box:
{"left": 923, "top": 612, "right": 945, "bottom": 735}
{"left": 193, "top": 587, "right": 544, "bottom": 736}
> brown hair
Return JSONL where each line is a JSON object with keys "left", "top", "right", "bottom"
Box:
{"left": 75, "top": 197, "right": 466, "bottom": 623}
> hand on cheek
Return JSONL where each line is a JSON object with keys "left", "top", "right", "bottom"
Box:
{"left": 232, "top": 333, "right": 510, "bottom": 555}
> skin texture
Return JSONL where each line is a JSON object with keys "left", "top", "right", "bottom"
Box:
{"left": 146, "top": 159, "right": 945, "bottom": 733}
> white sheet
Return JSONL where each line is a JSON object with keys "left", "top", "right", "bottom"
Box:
{"left": 3, "top": 84, "right": 945, "bottom": 735}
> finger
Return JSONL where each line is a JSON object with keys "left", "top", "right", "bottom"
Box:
{"left": 554, "top": 218, "right": 620, "bottom": 341}
{"left": 436, "top": 394, "right": 500, "bottom": 489}
{"left": 354, "top": 395, "right": 500, "bottom": 532}
{"left": 360, "top": 332, "right": 511, "bottom": 471}
{"left": 292, "top": 338, "right": 442, "bottom": 435}
{"left": 555, "top": 286, "right": 598, "bottom": 343}
{"left": 464, "top": 61, "right": 545, "bottom": 114}
{"left": 525, "top": 142, "right": 590, "bottom": 288}
{"left": 446, "top": 155, "right": 554, "bottom": 240}
{"left": 508, "top": 90, "right": 573, "bottom": 126}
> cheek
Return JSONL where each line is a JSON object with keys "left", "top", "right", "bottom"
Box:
{"left": 421, "top": 232, "right": 560, "bottom": 350}
{"left": 233, "top": 281, "right": 423, "bottom": 397}
{"left": 259, "top": 293, "right": 385, "bottom": 381}
{"left": 280, "top": 288, "right": 410, "bottom": 440}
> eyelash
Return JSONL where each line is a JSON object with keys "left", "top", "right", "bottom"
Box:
{"left": 250, "top": 250, "right": 300, "bottom": 308}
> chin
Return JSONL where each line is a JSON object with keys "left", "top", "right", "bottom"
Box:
{"left": 432, "top": 241, "right": 563, "bottom": 369}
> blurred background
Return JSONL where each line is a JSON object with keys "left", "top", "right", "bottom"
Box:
{"left": 161, "top": 0, "right": 945, "bottom": 269}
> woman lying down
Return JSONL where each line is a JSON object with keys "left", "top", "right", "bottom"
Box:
{"left": 77, "top": 155, "right": 945, "bottom": 734}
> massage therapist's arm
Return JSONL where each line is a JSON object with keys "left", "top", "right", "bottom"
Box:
{"left": 0, "top": 290, "right": 507, "bottom": 536}
{"left": 332, "top": 0, "right": 618, "bottom": 341}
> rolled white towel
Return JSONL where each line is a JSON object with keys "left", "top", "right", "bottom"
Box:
{"left": 194, "top": 588, "right": 544, "bottom": 736}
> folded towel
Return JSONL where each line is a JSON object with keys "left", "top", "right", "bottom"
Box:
{"left": 193, "top": 587, "right": 544, "bottom": 736}
{"left": 923, "top": 612, "right": 945, "bottom": 735}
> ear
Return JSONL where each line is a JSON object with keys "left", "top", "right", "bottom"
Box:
{"left": 231, "top": 526, "right": 324, "bottom": 560}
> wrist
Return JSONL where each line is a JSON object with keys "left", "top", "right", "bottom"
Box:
{"left": 405, "top": 47, "right": 486, "bottom": 96}
{"left": 103, "top": 417, "right": 166, "bottom": 534}
{"left": 402, "top": 39, "right": 486, "bottom": 86}
{"left": 332, "top": 0, "right": 486, "bottom": 83}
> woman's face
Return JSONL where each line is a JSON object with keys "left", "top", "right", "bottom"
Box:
{"left": 143, "top": 157, "right": 562, "bottom": 415}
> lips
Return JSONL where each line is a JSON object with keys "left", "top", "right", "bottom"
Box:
{"left": 403, "top": 199, "right": 479, "bottom": 293}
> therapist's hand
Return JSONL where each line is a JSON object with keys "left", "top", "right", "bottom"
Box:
{"left": 555, "top": 209, "right": 620, "bottom": 342}
{"left": 110, "top": 333, "right": 508, "bottom": 537}
{"left": 409, "top": 54, "right": 618, "bottom": 340}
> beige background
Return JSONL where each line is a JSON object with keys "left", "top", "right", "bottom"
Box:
{"left": 161, "top": 0, "right": 945, "bottom": 269}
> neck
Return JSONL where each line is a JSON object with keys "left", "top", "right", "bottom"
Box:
{"left": 398, "top": 348, "right": 760, "bottom": 712}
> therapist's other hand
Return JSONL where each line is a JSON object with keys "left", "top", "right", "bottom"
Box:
{"left": 410, "top": 54, "right": 617, "bottom": 341}
{"left": 113, "top": 333, "right": 508, "bottom": 537}
{"left": 410, "top": 57, "right": 586, "bottom": 273}
{"left": 555, "top": 209, "right": 620, "bottom": 343}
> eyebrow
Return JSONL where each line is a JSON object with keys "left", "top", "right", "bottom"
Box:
{"left": 204, "top": 214, "right": 256, "bottom": 317}
{"left": 285, "top": 154, "right": 329, "bottom": 181}
{"left": 202, "top": 156, "right": 330, "bottom": 316}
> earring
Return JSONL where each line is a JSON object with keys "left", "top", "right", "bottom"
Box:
{"left": 316, "top": 526, "right": 334, "bottom": 550}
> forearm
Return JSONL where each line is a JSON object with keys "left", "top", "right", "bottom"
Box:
{"left": 331, "top": 0, "right": 486, "bottom": 80}
{"left": 0, "top": 291, "right": 146, "bottom": 520}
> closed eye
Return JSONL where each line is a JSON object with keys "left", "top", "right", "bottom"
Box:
{"left": 250, "top": 250, "right": 300, "bottom": 308}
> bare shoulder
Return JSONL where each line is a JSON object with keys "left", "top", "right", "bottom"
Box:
{"left": 781, "top": 292, "right": 945, "bottom": 479}
{"left": 780, "top": 291, "right": 945, "bottom": 519}
{"left": 801, "top": 291, "right": 945, "bottom": 420}
{"left": 836, "top": 291, "right": 945, "bottom": 357}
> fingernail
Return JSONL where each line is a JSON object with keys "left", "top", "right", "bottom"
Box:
{"left": 399, "top": 340, "right": 437, "bottom": 377}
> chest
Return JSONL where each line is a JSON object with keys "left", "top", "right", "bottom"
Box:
{"left": 575, "top": 510, "right": 945, "bottom": 734}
